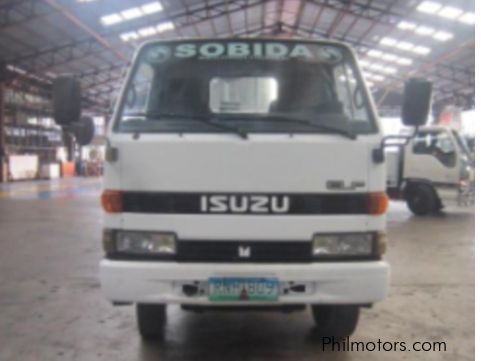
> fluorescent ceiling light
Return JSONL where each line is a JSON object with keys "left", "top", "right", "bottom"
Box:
{"left": 396, "top": 57, "right": 413, "bottom": 66}
{"left": 367, "top": 49, "right": 383, "bottom": 58}
{"left": 119, "top": 22, "right": 174, "bottom": 42}
{"left": 432, "top": 31, "right": 453, "bottom": 41}
{"left": 359, "top": 60, "right": 370, "bottom": 67}
{"left": 141, "top": 2, "right": 163, "bottom": 14}
{"left": 121, "top": 7, "right": 143, "bottom": 20}
{"left": 458, "top": 12, "right": 475, "bottom": 25}
{"left": 415, "top": 26, "right": 435, "bottom": 35}
{"left": 397, "top": 21, "right": 416, "bottom": 30}
{"left": 101, "top": 2, "right": 164, "bottom": 27}
{"left": 138, "top": 26, "right": 157, "bottom": 37}
{"left": 437, "top": 6, "right": 463, "bottom": 19}
{"left": 101, "top": 13, "right": 123, "bottom": 26}
{"left": 380, "top": 37, "right": 397, "bottom": 46}
{"left": 396, "top": 41, "right": 414, "bottom": 50}
{"left": 382, "top": 66, "right": 397, "bottom": 74}
{"left": 417, "top": 1, "right": 442, "bottom": 14}
{"left": 412, "top": 46, "right": 431, "bottom": 55}
{"left": 372, "top": 74, "right": 385, "bottom": 81}
{"left": 7, "top": 64, "right": 27, "bottom": 75}
{"left": 382, "top": 53, "right": 398, "bottom": 62}
{"left": 366, "top": 81, "right": 374, "bottom": 88}
{"left": 370, "top": 63, "right": 384, "bottom": 71}
{"left": 157, "top": 21, "right": 175, "bottom": 33}
{"left": 120, "top": 32, "right": 139, "bottom": 42}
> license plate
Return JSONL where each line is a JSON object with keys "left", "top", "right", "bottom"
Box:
{"left": 208, "top": 277, "right": 279, "bottom": 302}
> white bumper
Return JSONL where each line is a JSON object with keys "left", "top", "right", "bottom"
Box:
{"left": 100, "top": 260, "right": 390, "bottom": 305}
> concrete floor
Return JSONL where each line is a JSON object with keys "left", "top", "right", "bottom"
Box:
{"left": 0, "top": 178, "right": 474, "bottom": 361}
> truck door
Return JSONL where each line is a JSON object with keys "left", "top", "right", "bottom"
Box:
{"left": 403, "top": 128, "right": 459, "bottom": 188}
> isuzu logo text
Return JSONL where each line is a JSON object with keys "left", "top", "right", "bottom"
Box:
{"left": 200, "top": 195, "right": 290, "bottom": 214}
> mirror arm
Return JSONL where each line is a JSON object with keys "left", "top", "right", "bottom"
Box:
{"left": 105, "top": 138, "right": 119, "bottom": 163}
{"left": 372, "top": 128, "right": 419, "bottom": 164}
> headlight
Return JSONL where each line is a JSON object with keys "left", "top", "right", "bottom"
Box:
{"left": 104, "top": 230, "right": 176, "bottom": 255}
{"left": 312, "top": 233, "right": 376, "bottom": 257}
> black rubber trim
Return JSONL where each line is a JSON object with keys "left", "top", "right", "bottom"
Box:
{"left": 122, "top": 191, "right": 372, "bottom": 215}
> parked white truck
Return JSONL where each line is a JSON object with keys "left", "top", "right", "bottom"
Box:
{"left": 52, "top": 39, "right": 432, "bottom": 339}
{"left": 385, "top": 125, "right": 474, "bottom": 215}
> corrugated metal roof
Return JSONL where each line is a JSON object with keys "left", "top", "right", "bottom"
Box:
{"left": 0, "top": 0, "right": 475, "bottom": 110}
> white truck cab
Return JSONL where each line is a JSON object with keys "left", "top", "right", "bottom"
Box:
{"left": 386, "top": 125, "right": 474, "bottom": 215}
{"left": 51, "top": 38, "right": 432, "bottom": 340}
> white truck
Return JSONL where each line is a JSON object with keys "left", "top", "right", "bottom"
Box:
{"left": 385, "top": 125, "right": 474, "bottom": 215}
{"left": 51, "top": 39, "right": 432, "bottom": 339}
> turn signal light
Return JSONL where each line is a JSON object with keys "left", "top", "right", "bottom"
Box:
{"left": 101, "top": 190, "right": 123, "bottom": 213}
{"left": 367, "top": 192, "right": 389, "bottom": 215}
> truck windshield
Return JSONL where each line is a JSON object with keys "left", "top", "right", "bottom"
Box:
{"left": 116, "top": 40, "right": 376, "bottom": 135}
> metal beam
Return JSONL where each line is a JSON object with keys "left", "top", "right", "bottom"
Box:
{"left": 308, "top": 0, "right": 327, "bottom": 38}
{"left": 0, "top": 0, "right": 32, "bottom": 11}
{"left": 207, "top": 0, "right": 219, "bottom": 36}
{"left": 0, "top": 63, "right": 5, "bottom": 182}
{"left": 340, "top": 0, "right": 374, "bottom": 40}
{"left": 78, "top": 62, "right": 127, "bottom": 79}
{"left": 0, "top": 0, "right": 55, "bottom": 32}
{"left": 289, "top": 9, "right": 473, "bottom": 88}
{"left": 285, "top": 22, "right": 474, "bottom": 98}
{"left": 224, "top": 0, "right": 235, "bottom": 36}
{"left": 276, "top": 0, "right": 285, "bottom": 26}
{"left": 181, "top": 0, "right": 202, "bottom": 37}
{"left": 377, "top": 40, "right": 475, "bottom": 106}
{"left": 260, "top": 0, "right": 267, "bottom": 32}
{"left": 40, "top": 0, "right": 127, "bottom": 62}
{"left": 326, "top": 0, "right": 352, "bottom": 39}
{"left": 293, "top": 0, "right": 307, "bottom": 34}
{"left": 6, "top": 1, "right": 266, "bottom": 88}
{"left": 6, "top": 0, "right": 265, "bottom": 71}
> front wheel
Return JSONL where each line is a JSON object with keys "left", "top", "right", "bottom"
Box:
{"left": 406, "top": 184, "right": 436, "bottom": 216}
{"left": 311, "top": 305, "right": 360, "bottom": 338}
{"left": 136, "top": 304, "right": 166, "bottom": 340}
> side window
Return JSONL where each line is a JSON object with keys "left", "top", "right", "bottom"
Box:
{"left": 333, "top": 64, "right": 370, "bottom": 124}
{"left": 123, "top": 62, "right": 154, "bottom": 115}
{"left": 412, "top": 131, "right": 456, "bottom": 167}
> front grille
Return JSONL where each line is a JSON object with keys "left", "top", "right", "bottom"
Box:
{"left": 177, "top": 240, "right": 312, "bottom": 263}
{"left": 122, "top": 192, "right": 369, "bottom": 215}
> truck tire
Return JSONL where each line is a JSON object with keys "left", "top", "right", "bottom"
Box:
{"left": 136, "top": 304, "right": 166, "bottom": 340}
{"left": 405, "top": 184, "right": 436, "bottom": 216}
{"left": 311, "top": 305, "right": 359, "bottom": 338}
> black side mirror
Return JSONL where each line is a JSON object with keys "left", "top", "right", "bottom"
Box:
{"left": 53, "top": 77, "right": 94, "bottom": 145}
{"left": 401, "top": 78, "right": 432, "bottom": 127}
{"left": 53, "top": 77, "right": 82, "bottom": 126}
{"left": 372, "top": 78, "right": 432, "bottom": 164}
{"left": 70, "top": 116, "right": 95, "bottom": 146}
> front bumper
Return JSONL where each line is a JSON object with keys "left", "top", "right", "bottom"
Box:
{"left": 100, "top": 260, "right": 390, "bottom": 305}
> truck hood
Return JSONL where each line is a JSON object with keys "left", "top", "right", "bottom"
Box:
{"left": 105, "top": 133, "right": 383, "bottom": 193}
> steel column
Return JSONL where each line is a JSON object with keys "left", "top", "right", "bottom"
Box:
{"left": 0, "top": 63, "right": 5, "bottom": 182}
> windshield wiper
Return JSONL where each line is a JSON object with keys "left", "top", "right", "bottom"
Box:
{"left": 257, "top": 113, "right": 357, "bottom": 140}
{"left": 123, "top": 112, "right": 248, "bottom": 139}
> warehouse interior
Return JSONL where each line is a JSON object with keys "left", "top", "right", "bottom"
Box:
{"left": 0, "top": 0, "right": 475, "bottom": 360}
